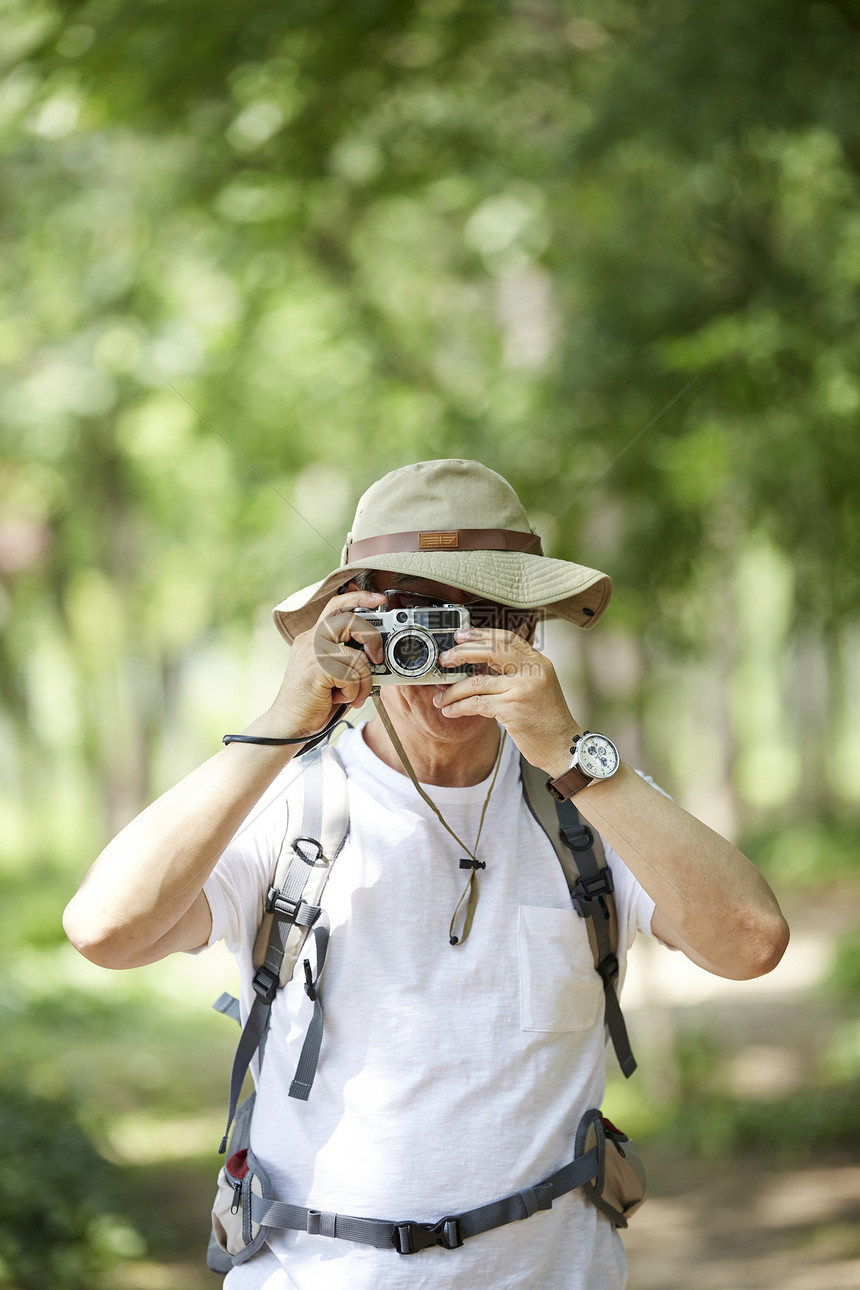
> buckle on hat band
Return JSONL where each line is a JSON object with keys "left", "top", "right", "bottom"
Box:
{"left": 345, "top": 528, "right": 542, "bottom": 562}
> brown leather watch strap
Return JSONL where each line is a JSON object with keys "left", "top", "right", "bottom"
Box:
{"left": 546, "top": 764, "right": 593, "bottom": 801}
{"left": 346, "top": 528, "right": 542, "bottom": 562}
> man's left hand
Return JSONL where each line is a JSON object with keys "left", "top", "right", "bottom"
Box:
{"left": 435, "top": 628, "right": 577, "bottom": 776}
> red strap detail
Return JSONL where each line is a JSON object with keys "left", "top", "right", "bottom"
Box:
{"left": 599, "top": 1115, "right": 626, "bottom": 1140}
{"left": 227, "top": 1148, "right": 249, "bottom": 1180}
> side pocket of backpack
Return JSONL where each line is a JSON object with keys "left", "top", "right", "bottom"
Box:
{"left": 575, "top": 1107, "right": 648, "bottom": 1228}
{"left": 208, "top": 1093, "right": 273, "bottom": 1270}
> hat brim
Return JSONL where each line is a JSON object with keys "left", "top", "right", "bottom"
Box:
{"left": 272, "top": 551, "right": 612, "bottom": 644}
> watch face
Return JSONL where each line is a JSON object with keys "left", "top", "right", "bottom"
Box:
{"left": 577, "top": 734, "right": 620, "bottom": 779}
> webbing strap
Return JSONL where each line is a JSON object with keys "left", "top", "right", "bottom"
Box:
{"left": 218, "top": 749, "right": 339, "bottom": 1150}
{"left": 219, "top": 892, "right": 326, "bottom": 1147}
{"left": 288, "top": 913, "right": 330, "bottom": 1100}
{"left": 250, "top": 1145, "right": 599, "bottom": 1253}
{"left": 213, "top": 991, "right": 242, "bottom": 1026}
{"left": 519, "top": 757, "right": 636, "bottom": 1079}
{"left": 219, "top": 997, "right": 271, "bottom": 1153}
{"left": 556, "top": 798, "right": 637, "bottom": 1079}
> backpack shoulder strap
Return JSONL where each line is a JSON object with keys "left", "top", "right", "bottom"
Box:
{"left": 252, "top": 741, "right": 350, "bottom": 983}
{"left": 519, "top": 757, "right": 609, "bottom": 896}
{"left": 217, "top": 743, "right": 349, "bottom": 1152}
{"left": 519, "top": 756, "right": 636, "bottom": 1078}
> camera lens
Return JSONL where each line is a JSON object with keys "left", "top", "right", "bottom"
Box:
{"left": 392, "top": 633, "right": 430, "bottom": 672}
{"left": 386, "top": 627, "right": 435, "bottom": 677}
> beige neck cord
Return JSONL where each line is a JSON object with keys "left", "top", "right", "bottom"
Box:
{"left": 371, "top": 690, "right": 506, "bottom": 946}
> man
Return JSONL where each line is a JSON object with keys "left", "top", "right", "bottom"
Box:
{"left": 64, "top": 459, "right": 789, "bottom": 1289}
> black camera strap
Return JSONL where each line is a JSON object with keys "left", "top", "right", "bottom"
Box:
{"left": 222, "top": 704, "right": 349, "bottom": 756}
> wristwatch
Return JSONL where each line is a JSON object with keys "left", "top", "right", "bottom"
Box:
{"left": 547, "top": 731, "right": 620, "bottom": 801}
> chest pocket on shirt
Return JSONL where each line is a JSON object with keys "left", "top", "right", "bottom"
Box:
{"left": 517, "top": 905, "right": 603, "bottom": 1032}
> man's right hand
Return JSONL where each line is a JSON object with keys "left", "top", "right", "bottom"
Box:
{"left": 63, "top": 588, "right": 388, "bottom": 969}
{"left": 267, "top": 589, "right": 387, "bottom": 739}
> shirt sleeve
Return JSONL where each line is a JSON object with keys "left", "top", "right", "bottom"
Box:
{"left": 601, "top": 838, "right": 656, "bottom": 942}
{"left": 199, "top": 767, "right": 297, "bottom": 956}
{"left": 599, "top": 769, "right": 673, "bottom": 946}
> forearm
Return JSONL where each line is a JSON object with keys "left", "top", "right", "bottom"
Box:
{"left": 424, "top": 624, "right": 789, "bottom": 979}
{"left": 63, "top": 712, "right": 300, "bottom": 968}
{"left": 572, "top": 762, "right": 789, "bottom": 978}
{"left": 64, "top": 587, "right": 386, "bottom": 969}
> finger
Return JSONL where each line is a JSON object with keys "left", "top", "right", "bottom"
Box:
{"left": 439, "top": 634, "right": 533, "bottom": 671}
{"left": 437, "top": 691, "right": 498, "bottom": 719}
{"left": 318, "top": 589, "right": 387, "bottom": 646}
{"left": 336, "top": 613, "right": 384, "bottom": 657}
{"left": 316, "top": 611, "right": 384, "bottom": 664}
{"left": 326, "top": 646, "right": 373, "bottom": 706}
{"left": 451, "top": 626, "right": 529, "bottom": 653}
{"left": 330, "top": 681, "right": 373, "bottom": 710}
{"left": 321, "top": 589, "right": 387, "bottom": 616}
{"left": 348, "top": 648, "right": 378, "bottom": 710}
{"left": 317, "top": 642, "right": 373, "bottom": 698}
{"left": 434, "top": 672, "right": 508, "bottom": 708}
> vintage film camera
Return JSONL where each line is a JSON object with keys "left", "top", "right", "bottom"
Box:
{"left": 352, "top": 603, "right": 475, "bottom": 685}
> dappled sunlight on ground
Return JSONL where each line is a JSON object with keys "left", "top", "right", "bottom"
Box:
{"left": 620, "top": 884, "right": 860, "bottom": 1287}
{"left": 114, "top": 1261, "right": 205, "bottom": 1290}
{"left": 625, "top": 1153, "right": 860, "bottom": 1290}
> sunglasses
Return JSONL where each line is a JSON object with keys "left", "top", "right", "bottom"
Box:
{"left": 379, "top": 588, "right": 536, "bottom": 633}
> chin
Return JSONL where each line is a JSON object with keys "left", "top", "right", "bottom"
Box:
{"left": 393, "top": 685, "right": 490, "bottom": 738}
{"left": 428, "top": 708, "right": 492, "bottom": 742}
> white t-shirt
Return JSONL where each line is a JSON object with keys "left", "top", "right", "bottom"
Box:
{"left": 203, "top": 724, "right": 656, "bottom": 1290}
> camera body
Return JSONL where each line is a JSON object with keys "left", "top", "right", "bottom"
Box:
{"left": 352, "top": 604, "right": 474, "bottom": 685}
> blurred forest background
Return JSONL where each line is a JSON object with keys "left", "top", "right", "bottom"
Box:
{"left": 1, "top": 0, "right": 859, "bottom": 1286}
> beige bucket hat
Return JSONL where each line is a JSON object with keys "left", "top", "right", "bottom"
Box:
{"left": 272, "top": 459, "right": 612, "bottom": 644}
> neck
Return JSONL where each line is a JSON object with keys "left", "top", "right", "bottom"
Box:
{"left": 363, "top": 710, "right": 502, "bottom": 787}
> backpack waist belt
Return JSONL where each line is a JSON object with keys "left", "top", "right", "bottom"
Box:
{"left": 248, "top": 1145, "right": 600, "bottom": 1254}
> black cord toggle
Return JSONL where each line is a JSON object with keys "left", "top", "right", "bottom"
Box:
{"left": 458, "top": 858, "right": 486, "bottom": 870}
{"left": 302, "top": 958, "right": 317, "bottom": 1001}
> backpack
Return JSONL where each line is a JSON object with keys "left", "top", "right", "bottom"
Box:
{"left": 207, "top": 740, "right": 645, "bottom": 1272}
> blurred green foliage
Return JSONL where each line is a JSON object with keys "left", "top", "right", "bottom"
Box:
{"left": 609, "top": 1026, "right": 860, "bottom": 1161}
{"left": 0, "top": 938, "right": 235, "bottom": 1287}
{"left": 666, "top": 1033, "right": 860, "bottom": 1160}
{"left": 744, "top": 820, "right": 860, "bottom": 888}
{"left": 0, "top": 1079, "right": 144, "bottom": 1289}
{"left": 660, "top": 1042, "right": 860, "bottom": 1166}
{"left": 829, "top": 929, "right": 860, "bottom": 1001}
{"left": 2, "top": 0, "right": 860, "bottom": 842}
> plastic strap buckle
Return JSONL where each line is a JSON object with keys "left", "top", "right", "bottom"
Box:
{"left": 265, "top": 887, "right": 302, "bottom": 920}
{"left": 252, "top": 964, "right": 280, "bottom": 1004}
{"left": 393, "top": 1216, "right": 463, "bottom": 1255}
{"left": 572, "top": 869, "right": 614, "bottom": 919}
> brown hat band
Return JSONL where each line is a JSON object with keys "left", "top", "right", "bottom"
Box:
{"left": 346, "top": 528, "right": 543, "bottom": 563}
